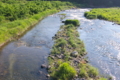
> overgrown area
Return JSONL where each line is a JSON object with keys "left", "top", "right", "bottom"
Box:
{"left": 48, "top": 19, "right": 107, "bottom": 80}
{"left": 0, "top": 0, "right": 74, "bottom": 46}
{"left": 85, "top": 8, "right": 120, "bottom": 24}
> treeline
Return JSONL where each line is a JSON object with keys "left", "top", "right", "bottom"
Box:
{"left": 50, "top": 0, "right": 120, "bottom": 7}
{"left": 0, "top": 1, "right": 73, "bottom": 23}
{"left": 1, "top": 0, "right": 120, "bottom": 7}
{"left": 0, "top": 0, "right": 74, "bottom": 45}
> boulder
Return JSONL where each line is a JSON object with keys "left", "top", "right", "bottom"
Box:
{"left": 41, "top": 64, "right": 47, "bottom": 68}
{"left": 70, "top": 51, "right": 78, "bottom": 57}
{"left": 46, "top": 74, "right": 50, "bottom": 78}
{"left": 46, "top": 65, "right": 51, "bottom": 70}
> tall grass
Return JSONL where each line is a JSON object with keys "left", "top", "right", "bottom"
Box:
{"left": 53, "top": 62, "right": 76, "bottom": 80}
{"left": 0, "top": 9, "right": 57, "bottom": 44}
{"left": 85, "top": 8, "right": 120, "bottom": 24}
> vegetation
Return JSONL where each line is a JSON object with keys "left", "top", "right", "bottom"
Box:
{"left": 54, "top": 0, "right": 120, "bottom": 7}
{"left": 0, "top": 1, "right": 74, "bottom": 46}
{"left": 99, "top": 77, "right": 107, "bottom": 80}
{"left": 54, "top": 62, "right": 76, "bottom": 80}
{"left": 65, "top": 19, "right": 80, "bottom": 26}
{"left": 48, "top": 19, "right": 107, "bottom": 80}
{"left": 85, "top": 8, "right": 120, "bottom": 24}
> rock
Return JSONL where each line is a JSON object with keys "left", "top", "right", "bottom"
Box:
{"left": 62, "top": 21, "right": 65, "bottom": 23}
{"left": 74, "top": 78, "right": 80, "bottom": 80}
{"left": 46, "top": 65, "right": 51, "bottom": 70}
{"left": 74, "top": 59, "right": 80, "bottom": 63}
{"left": 39, "top": 71, "right": 42, "bottom": 74}
{"left": 48, "top": 70, "right": 52, "bottom": 73}
{"left": 71, "top": 51, "right": 78, "bottom": 57}
{"left": 41, "top": 64, "right": 47, "bottom": 68}
{"left": 55, "top": 34, "right": 57, "bottom": 36}
{"left": 56, "top": 55, "right": 62, "bottom": 59}
{"left": 75, "top": 74, "right": 78, "bottom": 78}
{"left": 46, "top": 74, "right": 50, "bottom": 78}
{"left": 85, "top": 59, "right": 89, "bottom": 63}
{"left": 49, "top": 55, "right": 55, "bottom": 59}
{"left": 81, "top": 78, "right": 85, "bottom": 80}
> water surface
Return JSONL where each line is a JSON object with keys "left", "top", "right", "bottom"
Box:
{"left": 1, "top": 9, "right": 120, "bottom": 80}
{"left": 0, "top": 14, "right": 62, "bottom": 80}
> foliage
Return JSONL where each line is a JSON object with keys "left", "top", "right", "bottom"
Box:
{"left": 49, "top": 19, "right": 107, "bottom": 80}
{"left": 65, "top": 19, "right": 80, "bottom": 26}
{"left": 99, "top": 77, "right": 107, "bottom": 80}
{"left": 88, "top": 65, "right": 99, "bottom": 77}
{"left": 53, "top": 62, "right": 76, "bottom": 80}
{"left": 85, "top": 8, "right": 120, "bottom": 24}
{"left": 0, "top": 1, "right": 74, "bottom": 44}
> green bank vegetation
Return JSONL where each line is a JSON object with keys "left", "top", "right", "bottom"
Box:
{"left": 48, "top": 19, "right": 107, "bottom": 80}
{"left": 85, "top": 8, "right": 120, "bottom": 24}
{"left": 0, "top": 1, "right": 74, "bottom": 46}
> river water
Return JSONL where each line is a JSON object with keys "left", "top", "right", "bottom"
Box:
{"left": 0, "top": 14, "right": 62, "bottom": 80}
{"left": 0, "top": 9, "right": 120, "bottom": 80}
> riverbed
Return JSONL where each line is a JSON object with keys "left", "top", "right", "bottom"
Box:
{"left": 0, "top": 9, "right": 120, "bottom": 80}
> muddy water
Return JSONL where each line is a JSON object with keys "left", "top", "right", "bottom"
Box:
{"left": 60, "top": 9, "right": 120, "bottom": 80}
{"left": 0, "top": 14, "right": 63, "bottom": 80}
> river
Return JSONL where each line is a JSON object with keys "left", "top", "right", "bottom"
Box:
{"left": 0, "top": 9, "right": 120, "bottom": 80}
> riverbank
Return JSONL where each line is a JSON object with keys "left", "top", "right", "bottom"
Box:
{"left": 48, "top": 19, "right": 107, "bottom": 80}
{"left": 84, "top": 8, "right": 120, "bottom": 24}
{"left": 0, "top": 1, "right": 74, "bottom": 48}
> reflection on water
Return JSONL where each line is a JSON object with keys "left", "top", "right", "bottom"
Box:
{"left": 0, "top": 14, "right": 62, "bottom": 80}
{"left": 59, "top": 9, "right": 120, "bottom": 80}
{"left": 9, "top": 53, "right": 16, "bottom": 79}
{"left": 1, "top": 9, "right": 120, "bottom": 80}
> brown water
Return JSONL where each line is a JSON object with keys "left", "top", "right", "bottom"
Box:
{"left": 0, "top": 14, "right": 63, "bottom": 80}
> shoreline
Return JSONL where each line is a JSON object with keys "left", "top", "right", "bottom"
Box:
{"left": 0, "top": 7, "right": 73, "bottom": 49}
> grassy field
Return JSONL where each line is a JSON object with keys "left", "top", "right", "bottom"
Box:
{"left": 85, "top": 8, "right": 120, "bottom": 24}
{"left": 48, "top": 19, "right": 107, "bottom": 80}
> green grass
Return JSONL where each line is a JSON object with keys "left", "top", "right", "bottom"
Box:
{"left": 65, "top": 19, "right": 80, "bottom": 26}
{"left": 48, "top": 19, "right": 107, "bottom": 80}
{"left": 85, "top": 8, "right": 120, "bottom": 24}
{"left": 0, "top": 9, "right": 58, "bottom": 44}
{"left": 0, "top": 1, "right": 75, "bottom": 46}
{"left": 53, "top": 62, "right": 76, "bottom": 80}
{"left": 99, "top": 77, "right": 107, "bottom": 80}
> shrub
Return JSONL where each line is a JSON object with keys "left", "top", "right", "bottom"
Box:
{"left": 79, "top": 68, "right": 88, "bottom": 78}
{"left": 0, "top": 16, "right": 5, "bottom": 22}
{"left": 88, "top": 66, "right": 98, "bottom": 77}
{"left": 79, "top": 64, "right": 88, "bottom": 78}
{"left": 65, "top": 19, "right": 80, "bottom": 26}
{"left": 54, "top": 62, "right": 76, "bottom": 80}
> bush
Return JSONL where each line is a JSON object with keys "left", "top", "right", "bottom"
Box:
{"left": 54, "top": 62, "right": 76, "bottom": 80}
{"left": 79, "top": 68, "right": 88, "bottom": 78}
{"left": 0, "top": 16, "right": 5, "bottom": 22}
{"left": 65, "top": 19, "right": 80, "bottom": 26}
{"left": 88, "top": 66, "right": 98, "bottom": 77}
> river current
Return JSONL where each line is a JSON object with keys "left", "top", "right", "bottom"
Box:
{"left": 0, "top": 9, "right": 120, "bottom": 80}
